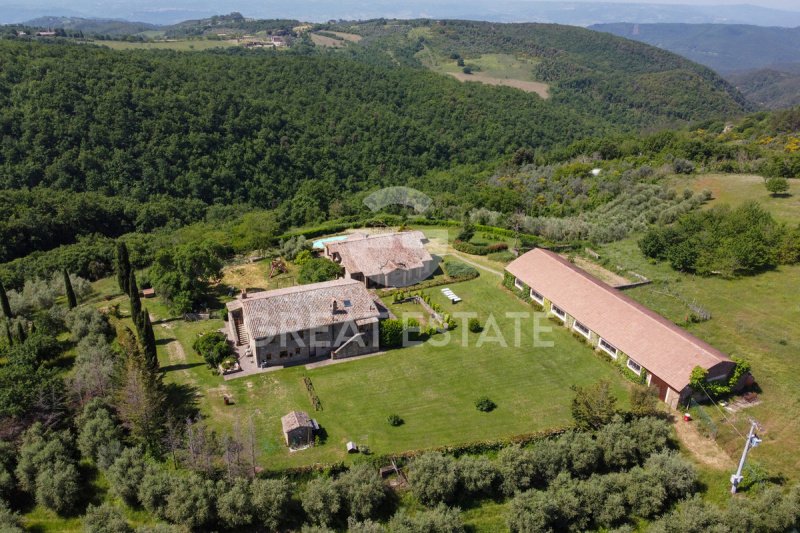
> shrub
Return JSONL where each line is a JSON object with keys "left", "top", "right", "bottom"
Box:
{"left": 388, "top": 414, "right": 404, "bottom": 426}
{"left": 468, "top": 318, "right": 483, "bottom": 333}
{"left": 388, "top": 504, "right": 465, "bottom": 533}
{"left": 457, "top": 456, "right": 497, "bottom": 496}
{"left": 408, "top": 452, "right": 459, "bottom": 506}
{"left": 251, "top": 477, "right": 292, "bottom": 531}
{"left": 301, "top": 476, "right": 342, "bottom": 526}
{"left": 475, "top": 396, "right": 496, "bottom": 412}
{"left": 216, "top": 478, "right": 254, "bottom": 529}
{"left": 442, "top": 259, "right": 479, "bottom": 279}
{"left": 298, "top": 258, "right": 343, "bottom": 284}
{"left": 82, "top": 503, "right": 132, "bottom": 533}
{"left": 107, "top": 447, "right": 147, "bottom": 506}
{"left": 192, "top": 332, "right": 233, "bottom": 368}
{"left": 336, "top": 463, "right": 386, "bottom": 521}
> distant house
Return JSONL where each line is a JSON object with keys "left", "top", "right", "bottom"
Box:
{"left": 36, "top": 31, "right": 57, "bottom": 37}
{"left": 324, "top": 231, "right": 436, "bottom": 288}
{"left": 141, "top": 288, "right": 156, "bottom": 298}
{"left": 506, "top": 248, "right": 737, "bottom": 408}
{"left": 226, "top": 278, "right": 388, "bottom": 367}
{"left": 281, "top": 411, "right": 318, "bottom": 448}
{"left": 270, "top": 35, "right": 287, "bottom": 46}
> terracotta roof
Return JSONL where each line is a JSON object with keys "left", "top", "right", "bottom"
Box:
{"left": 226, "top": 278, "right": 381, "bottom": 340}
{"left": 281, "top": 411, "right": 313, "bottom": 433}
{"left": 325, "top": 231, "right": 432, "bottom": 278}
{"left": 506, "top": 248, "right": 732, "bottom": 391}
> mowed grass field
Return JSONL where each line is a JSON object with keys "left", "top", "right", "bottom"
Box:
{"left": 120, "top": 259, "right": 630, "bottom": 470}
{"left": 598, "top": 173, "right": 800, "bottom": 479}
{"left": 673, "top": 173, "right": 800, "bottom": 223}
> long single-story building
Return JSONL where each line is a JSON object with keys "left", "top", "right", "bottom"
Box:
{"left": 324, "top": 231, "right": 436, "bottom": 288}
{"left": 226, "top": 278, "right": 388, "bottom": 367}
{"left": 506, "top": 248, "right": 736, "bottom": 408}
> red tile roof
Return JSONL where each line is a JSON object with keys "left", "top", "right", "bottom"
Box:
{"left": 226, "top": 278, "right": 381, "bottom": 340}
{"left": 506, "top": 248, "right": 733, "bottom": 391}
{"left": 325, "top": 231, "right": 432, "bottom": 278}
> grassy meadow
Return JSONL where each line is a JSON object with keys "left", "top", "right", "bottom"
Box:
{"left": 598, "top": 173, "right": 800, "bottom": 480}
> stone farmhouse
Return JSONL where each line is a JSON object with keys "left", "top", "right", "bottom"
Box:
{"left": 506, "top": 248, "right": 736, "bottom": 409}
{"left": 226, "top": 278, "right": 388, "bottom": 367}
{"left": 324, "top": 231, "right": 437, "bottom": 288}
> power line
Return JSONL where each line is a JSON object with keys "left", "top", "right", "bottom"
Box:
{"left": 696, "top": 382, "right": 747, "bottom": 440}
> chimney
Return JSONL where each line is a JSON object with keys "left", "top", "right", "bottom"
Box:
{"left": 331, "top": 299, "right": 338, "bottom": 313}
{"left": 241, "top": 288, "right": 248, "bottom": 299}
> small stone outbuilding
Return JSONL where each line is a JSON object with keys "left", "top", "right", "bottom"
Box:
{"left": 281, "top": 411, "right": 317, "bottom": 448}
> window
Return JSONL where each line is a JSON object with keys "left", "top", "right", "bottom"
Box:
{"left": 551, "top": 304, "right": 566, "bottom": 320}
{"left": 573, "top": 321, "right": 590, "bottom": 338}
{"left": 266, "top": 353, "right": 272, "bottom": 360}
{"left": 295, "top": 347, "right": 301, "bottom": 355}
{"left": 627, "top": 357, "right": 642, "bottom": 375}
{"left": 530, "top": 289, "right": 544, "bottom": 304}
{"left": 599, "top": 338, "right": 618, "bottom": 358}
{"left": 514, "top": 277, "right": 524, "bottom": 290}
{"left": 279, "top": 351, "right": 288, "bottom": 359}
{"left": 343, "top": 299, "right": 352, "bottom": 308}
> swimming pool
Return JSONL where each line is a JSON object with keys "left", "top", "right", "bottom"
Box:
{"left": 312, "top": 235, "right": 349, "bottom": 249}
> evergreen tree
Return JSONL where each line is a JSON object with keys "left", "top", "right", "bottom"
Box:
{"left": 129, "top": 271, "right": 142, "bottom": 333}
{"left": 63, "top": 269, "right": 77, "bottom": 309}
{"left": 3, "top": 320, "right": 12, "bottom": 346}
{"left": 14, "top": 321, "right": 26, "bottom": 344}
{"left": 140, "top": 309, "right": 159, "bottom": 373}
{"left": 116, "top": 241, "right": 131, "bottom": 296}
{"left": 0, "top": 281, "right": 11, "bottom": 319}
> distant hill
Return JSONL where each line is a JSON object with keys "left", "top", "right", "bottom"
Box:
{"left": 591, "top": 23, "right": 800, "bottom": 109}
{"left": 5, "top": 1, "right": 800, "bottom": 26}
{"left": 163, "top": 12, "right": 298, "bottom": 38}
{"left": 24, "top": 16, "right": 159, "bottom": 35}
{"left": 591, "top": 23, "right": 800, "bottom": 74}
{"left": 327, "top": 19, "right": 751, "bottom": 127}
{"left": 727, "top": 65, "right": 800, "bottom": 109}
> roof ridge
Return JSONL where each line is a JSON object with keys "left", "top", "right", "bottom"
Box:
{"left": 537, "top": 249, "right": 727, "bottom": 363}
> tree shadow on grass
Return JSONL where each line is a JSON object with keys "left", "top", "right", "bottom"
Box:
{"left": 164, "top": 381, "right": 200, "bottom": 421}
{"left": 161, "top": 362, "right": 204, "bottom": 373}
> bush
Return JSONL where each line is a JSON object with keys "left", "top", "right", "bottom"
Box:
{"left": 251, "top": 478, "right": 292, "bottom": 531}
{"left": 468, "top": 318, "right": 482, "bottom": 333}
{"left": 475, "top": 396, "right": 496, "bottom": 412}
{"left": 336, "top": 463, "right": 386, "bottom": 521}
{"left": 388, "top": 504, "right": 465, "bottom": 533}
{"left": 442, "top": 259, "right": 479, "bottom": 279}
{"left": 82, "top": 503, "right": 132, "bottom": 533}
{"left": 388, "top": 414, "right": 404, "bottom": 426}
{"left": 301, "top": 477, "right": 342, "bottom": 526}
{"left": 409, "top": 452, "right": 459, "bottom": 506}
{"left": 193, "top": 332, "right": 233, "bottom": 368}
{"left": 297, "top": 258, "right": 343, "bottom": 284}
{"left": 378, "top": 318, "right": 419, "bottom": 348}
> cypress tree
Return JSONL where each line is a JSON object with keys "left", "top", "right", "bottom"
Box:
{"left": 129, "top": 271, "right": 142, "bottom": 332}
{"left": 116, "top": 241, "right": 131, "bottom": 296}
{"left": 0, "top": 281, "right": 11, "bottom": 319}
{"left": 64, "top": 269, "right": 78, "bottom": 309}
{"left": 140, "top": 309, "right": 159, "bottom": 373}
{"left": 3, "top": 320, "right": 12, "bottom": 346}
{"left": 15, "top": 321, "right": 26, "bottom": 344}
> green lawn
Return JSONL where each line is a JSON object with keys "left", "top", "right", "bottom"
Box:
{"left": 142, "top": 264, "right": 629, "bottom": 470}
{"left": 672, "top": 173, "right": 800, "bottom": 224}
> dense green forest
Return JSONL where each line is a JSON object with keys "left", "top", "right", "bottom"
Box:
{"left": 328, "top": 19, "right": 750, "bottom": 123}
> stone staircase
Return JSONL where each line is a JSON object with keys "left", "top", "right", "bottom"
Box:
{"left": 234, "top": 317, "right": 249, "bottom": 346}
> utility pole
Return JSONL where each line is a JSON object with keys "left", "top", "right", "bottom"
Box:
{"left": 730, "top": 419, "right": 762, "bottom": 494}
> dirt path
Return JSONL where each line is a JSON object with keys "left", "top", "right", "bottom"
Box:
{"left": 447, "top": 72, "right": 550, "bottom": 98}
{"left": 450, "top": 252, "right": 503, "bottom": 278}
{"left": 673, "top": 418, "right": 734, "bottom": 470}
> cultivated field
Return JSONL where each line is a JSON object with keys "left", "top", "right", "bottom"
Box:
{"left": 310, "top": 31, "right": 362, "bottom": 48}
{"left": 418, "top": 49, "right": 550, "bottom": 98}
{"left": 96, "top": 39, "right": 240, "bottom": 51}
